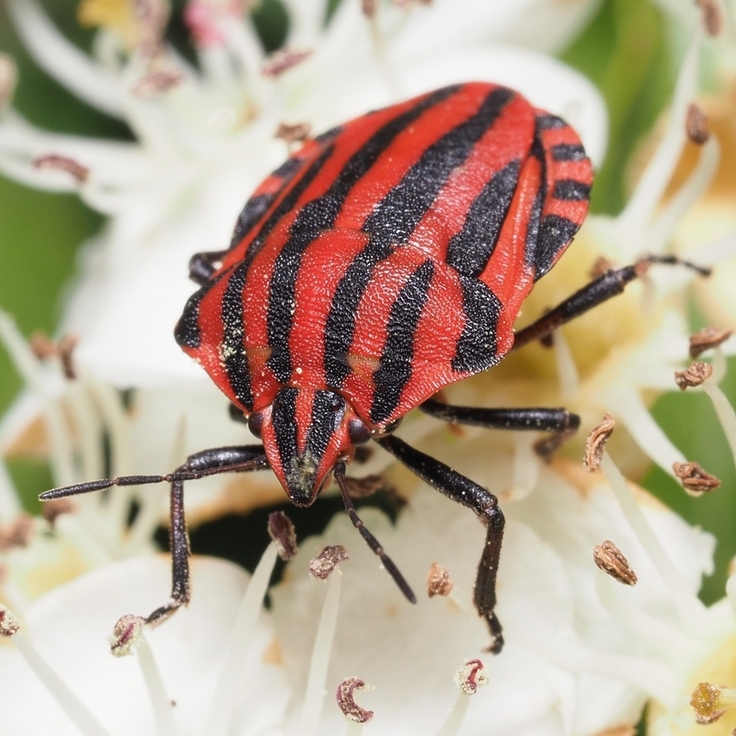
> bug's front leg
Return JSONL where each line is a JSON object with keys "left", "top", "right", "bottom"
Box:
{"left": 376, "top": 435, "right": 505, "bottom": 653}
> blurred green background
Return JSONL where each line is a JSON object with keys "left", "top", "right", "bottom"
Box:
{"left": 0, "top": 0, "right": 734, "bottom": 605}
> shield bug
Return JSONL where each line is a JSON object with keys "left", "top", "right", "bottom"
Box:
{"left": 42, "top": 83, "right": 708, "bottom": 652}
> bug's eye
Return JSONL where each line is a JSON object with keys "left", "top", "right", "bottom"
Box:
{"left": 348, "top": 418, "right": 372, "bottom": 445}
{"left": 248, "top": 412, "right": 264, "bottom": 438}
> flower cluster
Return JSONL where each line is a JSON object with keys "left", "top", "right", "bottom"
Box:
{"left": 0, "top": 0, "right": 735, "bottom": 734}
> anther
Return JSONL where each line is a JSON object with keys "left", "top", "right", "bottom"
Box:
{"left": 310, "top": 545, "right": 349, "bottom": 580}
{"left": 675, "top": 361, "right": 713, "bottom": 390}
{"left": 690, "top": 682, "right": 736, "bottom": 724}
{"left": 686, "top": 103, "right": 710, "bottom": 144}
{"left": 268, "top": 511, "right": 298, "bottom": 561}
{"left": 585, "top": 413, "right": 616, "bottom": 471}
{"left": 336, "top": 677, "right": 374, "bottom": 723}
{"left": 593, "top": 540, "right": 638, "bottom": 586}
{"left": 454, "top": 658, "right": 489, "bottom": 695}
{"left": 110, "top": 614, "right": 145, "bottom": 657}
{"left": 696, "top": 0, "right": 723, "bottom": 35}
{"left": 673, "top": 461, "right": 721, "bottom": 494}
{"left": 33, "top": 155, "right": 89, "bottom": 183}
{"left": 427, "top": 562, "right": 453, "bottom": 597}
{"left": 275, "top": 122, "right": 311, "bottom": 145}
{"left": 0, "top": 516, "right": 34, "bottom": 551}
{"left": 261, "top": 49, "right": 312, "bottom": 77}
{"left": 689, "top": 326, "right": 732, "bottom": 358}
{"left": 0, "top": 604, "right": 20, "bottom": 637}
{"left": 42, "top": 499, "right": 76, "bottom": 527}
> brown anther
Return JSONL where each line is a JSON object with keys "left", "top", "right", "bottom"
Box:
{"left": 686, "top": 103, "right": 710, "bottom": 144}
{"left": 427, "top": 562, "right": 453, "bottom": 597}
{"left": 261, "top": 49, "right": 313, "bottom": 78}
{"left": 0, "top": 515, "right": 34, "bottom": 551}
{"left": 673, "top": 461, "right": 721, "bottom": 493}
{"left": 689, "top": 326, "right": 733, "bottom": 358}
{"left": 454, "top": 658, "right": 489, "bottom": 695}
{"left": 336, "top": 676, "right": 374, "bottom": 723}
{"left": 593, "top": 540, "right": 638, "bottom": 586}
{"left": 275, "top": 122, "right": 311, "bottom": 145}
{"left": 29, "top": 332, "right": 57, "bottom": 360}
{"left": 135, "top": 0, "right": 171, "bottom": 56}
{"left": 675, "top": 361, "right": 713, "bottom": 390}
{"left": 584, "top": 413, "right": 615, "bottom": 472}
{"left": 110, "top": 614, "right": 145, "bottom": 657}
{"left": 42, "top": 498, "right": 77, "bottom": 527}
{"left": 696, "top": 0, "right": 723, "bottom": 35}
{"left": 268, "top": 511, "right": 298, "bottom": 561}
{"left": 0, "top": 53, "right": 17, "bottom": 110}
{"left": 690, "top": 682, "right": 731, "bottom": 724}
{"left": 590, "top": 256, "right": 615, "bottom": 279}
{"left": 361, "top": 0, "right": 377, "bottom": 17}
{"left": 57, "top": 334, "right": 79, "bottom": 380}
{"left": 33, "top": 155, "right": 90, "bottom": 183}
{"left": 310, "top": 545, "right": 349, "bottom": 580}
{"left": 0, "top": 605, "right": 20, "bottom": 637}
{"left": 132, "top": 68, "right": 183, "bottom": 97}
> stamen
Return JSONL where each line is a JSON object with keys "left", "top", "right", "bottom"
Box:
{"left": 0, "top": 53, "right": 17, "bottom": 109}
{"left": 701, "top": 378, "right": 736, "bottom": 470}
{"left": 690, "top": 326, "right": 732, "bottom": 357}
{"left": 427, "top": 562, "right": 453, "bottom": 597}
{"left": 434, "top": 659, "right": 489, "bottom": 736}
{"left": 0, "top": 456, "right": 22, "bottom": 521}
{"left": 673, "top": 461, "right": 721, "bottom": 494}
{"left": 614, "top": 30, "right": 703, "bottom": 246}
{"left": 675, "top": 361, "right": 713, "bottom": 389}
{"left": 690, "top": 682, "right": 736, "bottom": 723}
{"left": 131, "top": 68, "right": 183, "bottom": 97}
{"left": 33, "top": 154, "right": 90, "bottom": 183}
{"left": 361, "top": 0, "right": 377, "bottom": 17}
{"left": 300, "top": 548, "right": 347, "bottom": 734}
{"left": 205, "top": 541, "right": 279, "bottom": 735}
{"left": 584, "top": 413, "right": 616, "bottom": 472}
{"left": 6, "top": 612, "right": 112, "bottom": 736}
{"left": 42, "top": 498, "right": 76, "bottom": 527}
{"left": 552, "top": 328, "right": 579, "bottom": 400}
{"left": 593, "top": 540, "right": 638, "bottom": 585}
{"left": 268, "top": 511, "right": 298, "bottom": 561}
{"left": 686, "top": 103, "right": 710, "bottom": 144}
{"left": 599, "top": 451, "right": 705, "bottom": 621}
{"left": 336, "top": 677, "right": 374, "bottom": 724}
{"left": 136, "top": 634, "right": 179, "bottom": 736}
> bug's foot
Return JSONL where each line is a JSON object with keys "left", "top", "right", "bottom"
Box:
{"left": 484, "top": 611, "right": 504, "bottom": 654}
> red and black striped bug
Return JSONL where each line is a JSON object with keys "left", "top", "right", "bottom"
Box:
{"left": 42, "top": 82, "right": 708, "bottom": 652}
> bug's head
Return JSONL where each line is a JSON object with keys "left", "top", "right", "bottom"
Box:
{"left": 251, "top": 387, "right": 371, "bottom": 507}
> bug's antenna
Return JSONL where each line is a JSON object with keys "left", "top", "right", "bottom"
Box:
{"left": 334, "top": 462, "right": 416, "bottom": 604}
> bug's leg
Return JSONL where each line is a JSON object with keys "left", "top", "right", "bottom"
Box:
{"left": 375, "top": 435, "right": 506, "bottom": 653}
{"left": 512, "top": 255, "right": 710, "bottom": 351}
{"left": 334, "top": 462, "right": 417, "bottom": 604}
{"left": 40, "top": 445, "right": 269, "bottom": 624}
{"left": 420, "top": 399, "right": 579, "bottom": 433}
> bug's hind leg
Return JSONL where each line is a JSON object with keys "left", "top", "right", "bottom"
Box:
{"left": 511, "top": 255, "right": 710, "bottom": 351}
{"left": 376, "top": 435, "right": 506, "bottom": 654}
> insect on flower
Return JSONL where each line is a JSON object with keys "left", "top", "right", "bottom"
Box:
{"left": 42, "top": 82, "right": 709, "bottom": 653}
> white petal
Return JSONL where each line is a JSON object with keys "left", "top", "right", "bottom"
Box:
{"left": 0, "top": 556, "right": 290, "bottom": 735}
